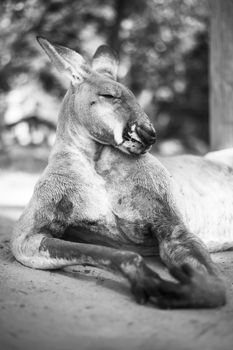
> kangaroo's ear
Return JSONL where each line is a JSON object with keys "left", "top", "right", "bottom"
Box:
{"left": 92, "top": 45, "right": 118, "bottom": 81}
{"left": 37, "top": 37, "right": 90, "bottom": 83}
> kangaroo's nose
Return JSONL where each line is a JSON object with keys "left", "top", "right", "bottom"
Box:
{"left": 136, "top": 122, "right": 157, "bottom": 146}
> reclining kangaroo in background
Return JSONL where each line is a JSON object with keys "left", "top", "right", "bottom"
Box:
{"left": 11, "top": 37, "right": 233, "bottom": 308}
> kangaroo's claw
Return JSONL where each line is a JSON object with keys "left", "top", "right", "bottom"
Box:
{"left": 128, "top": 263, "right": 164, "bottom": 305}
{"left": 131, "top": 282, "right": 149, "bottom": 304}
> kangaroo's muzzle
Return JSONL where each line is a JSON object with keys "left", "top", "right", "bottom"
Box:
{"left": 121, "top": 121, "right": 156, "bottom": 155}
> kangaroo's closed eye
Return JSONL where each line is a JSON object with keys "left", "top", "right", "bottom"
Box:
{"left": 99, "top": 94, "right": 119, "bottom": 99}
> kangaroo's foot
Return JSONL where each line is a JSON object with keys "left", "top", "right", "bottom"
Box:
{"left": 157, "top": 264, "right": 226, "bottom": 309}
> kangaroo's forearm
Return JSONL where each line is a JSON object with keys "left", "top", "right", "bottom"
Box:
{"left": 158, "top": 225, "right": 220, "bottom": 276}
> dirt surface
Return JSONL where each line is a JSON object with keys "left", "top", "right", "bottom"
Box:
{"left": 1, "top": 170, "right": 233, "bottom": 350}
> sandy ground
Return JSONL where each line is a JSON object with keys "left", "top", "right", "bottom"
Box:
{"left": 1, "top": 168, "right": 233, "bottom": 350}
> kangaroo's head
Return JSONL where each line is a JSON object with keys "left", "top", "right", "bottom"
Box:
{"left": 37, "top": 37, "right": 156, "bottom": 155}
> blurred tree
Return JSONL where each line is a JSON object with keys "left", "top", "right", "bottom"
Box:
{"left": 0, "top": 0, "right": 209, "bottom": 153}
{"left": 156, "top": 31, "right": 209, "bottom": 149}
{"left": 210, "top": 0, "right": 233, "bottom": 150}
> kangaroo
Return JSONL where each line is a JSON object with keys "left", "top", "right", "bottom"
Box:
{"left": 11, "top": 37, "right": 232, "bottom": 308}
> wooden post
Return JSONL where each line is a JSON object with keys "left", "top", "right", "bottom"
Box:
{"left": 210, "top": 0, "right": 233, "bottom": 150}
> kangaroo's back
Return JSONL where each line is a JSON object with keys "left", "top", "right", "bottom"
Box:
{"left": 159, "top": 155, "right": 233, "bottom": 251}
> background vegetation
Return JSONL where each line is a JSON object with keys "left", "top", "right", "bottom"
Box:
{"left": 0, "top": 0, "right": 209, "bottom": 155}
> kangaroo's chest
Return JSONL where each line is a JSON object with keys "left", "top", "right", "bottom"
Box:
{"left": 81, "top": 149, "right": 172, "bottom": 247}
{"left": 70, "top": 177, "right": 156, "bottom": 246}
{"left": 68, "top": 153, "right": 159, "bottom": 251}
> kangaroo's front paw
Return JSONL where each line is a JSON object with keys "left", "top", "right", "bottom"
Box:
{"left": 156, "top": 264, "right": 226, "bottom": 309}
{"left": 130, "top": 276, "right": 161, "bottom": 305}
{"left": 128, "top": 263, "right": 163, "bottom": 305}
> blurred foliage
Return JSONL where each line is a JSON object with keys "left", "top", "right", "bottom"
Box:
{"left": 0, "top": 0, "right": 209, "bottom": 153}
